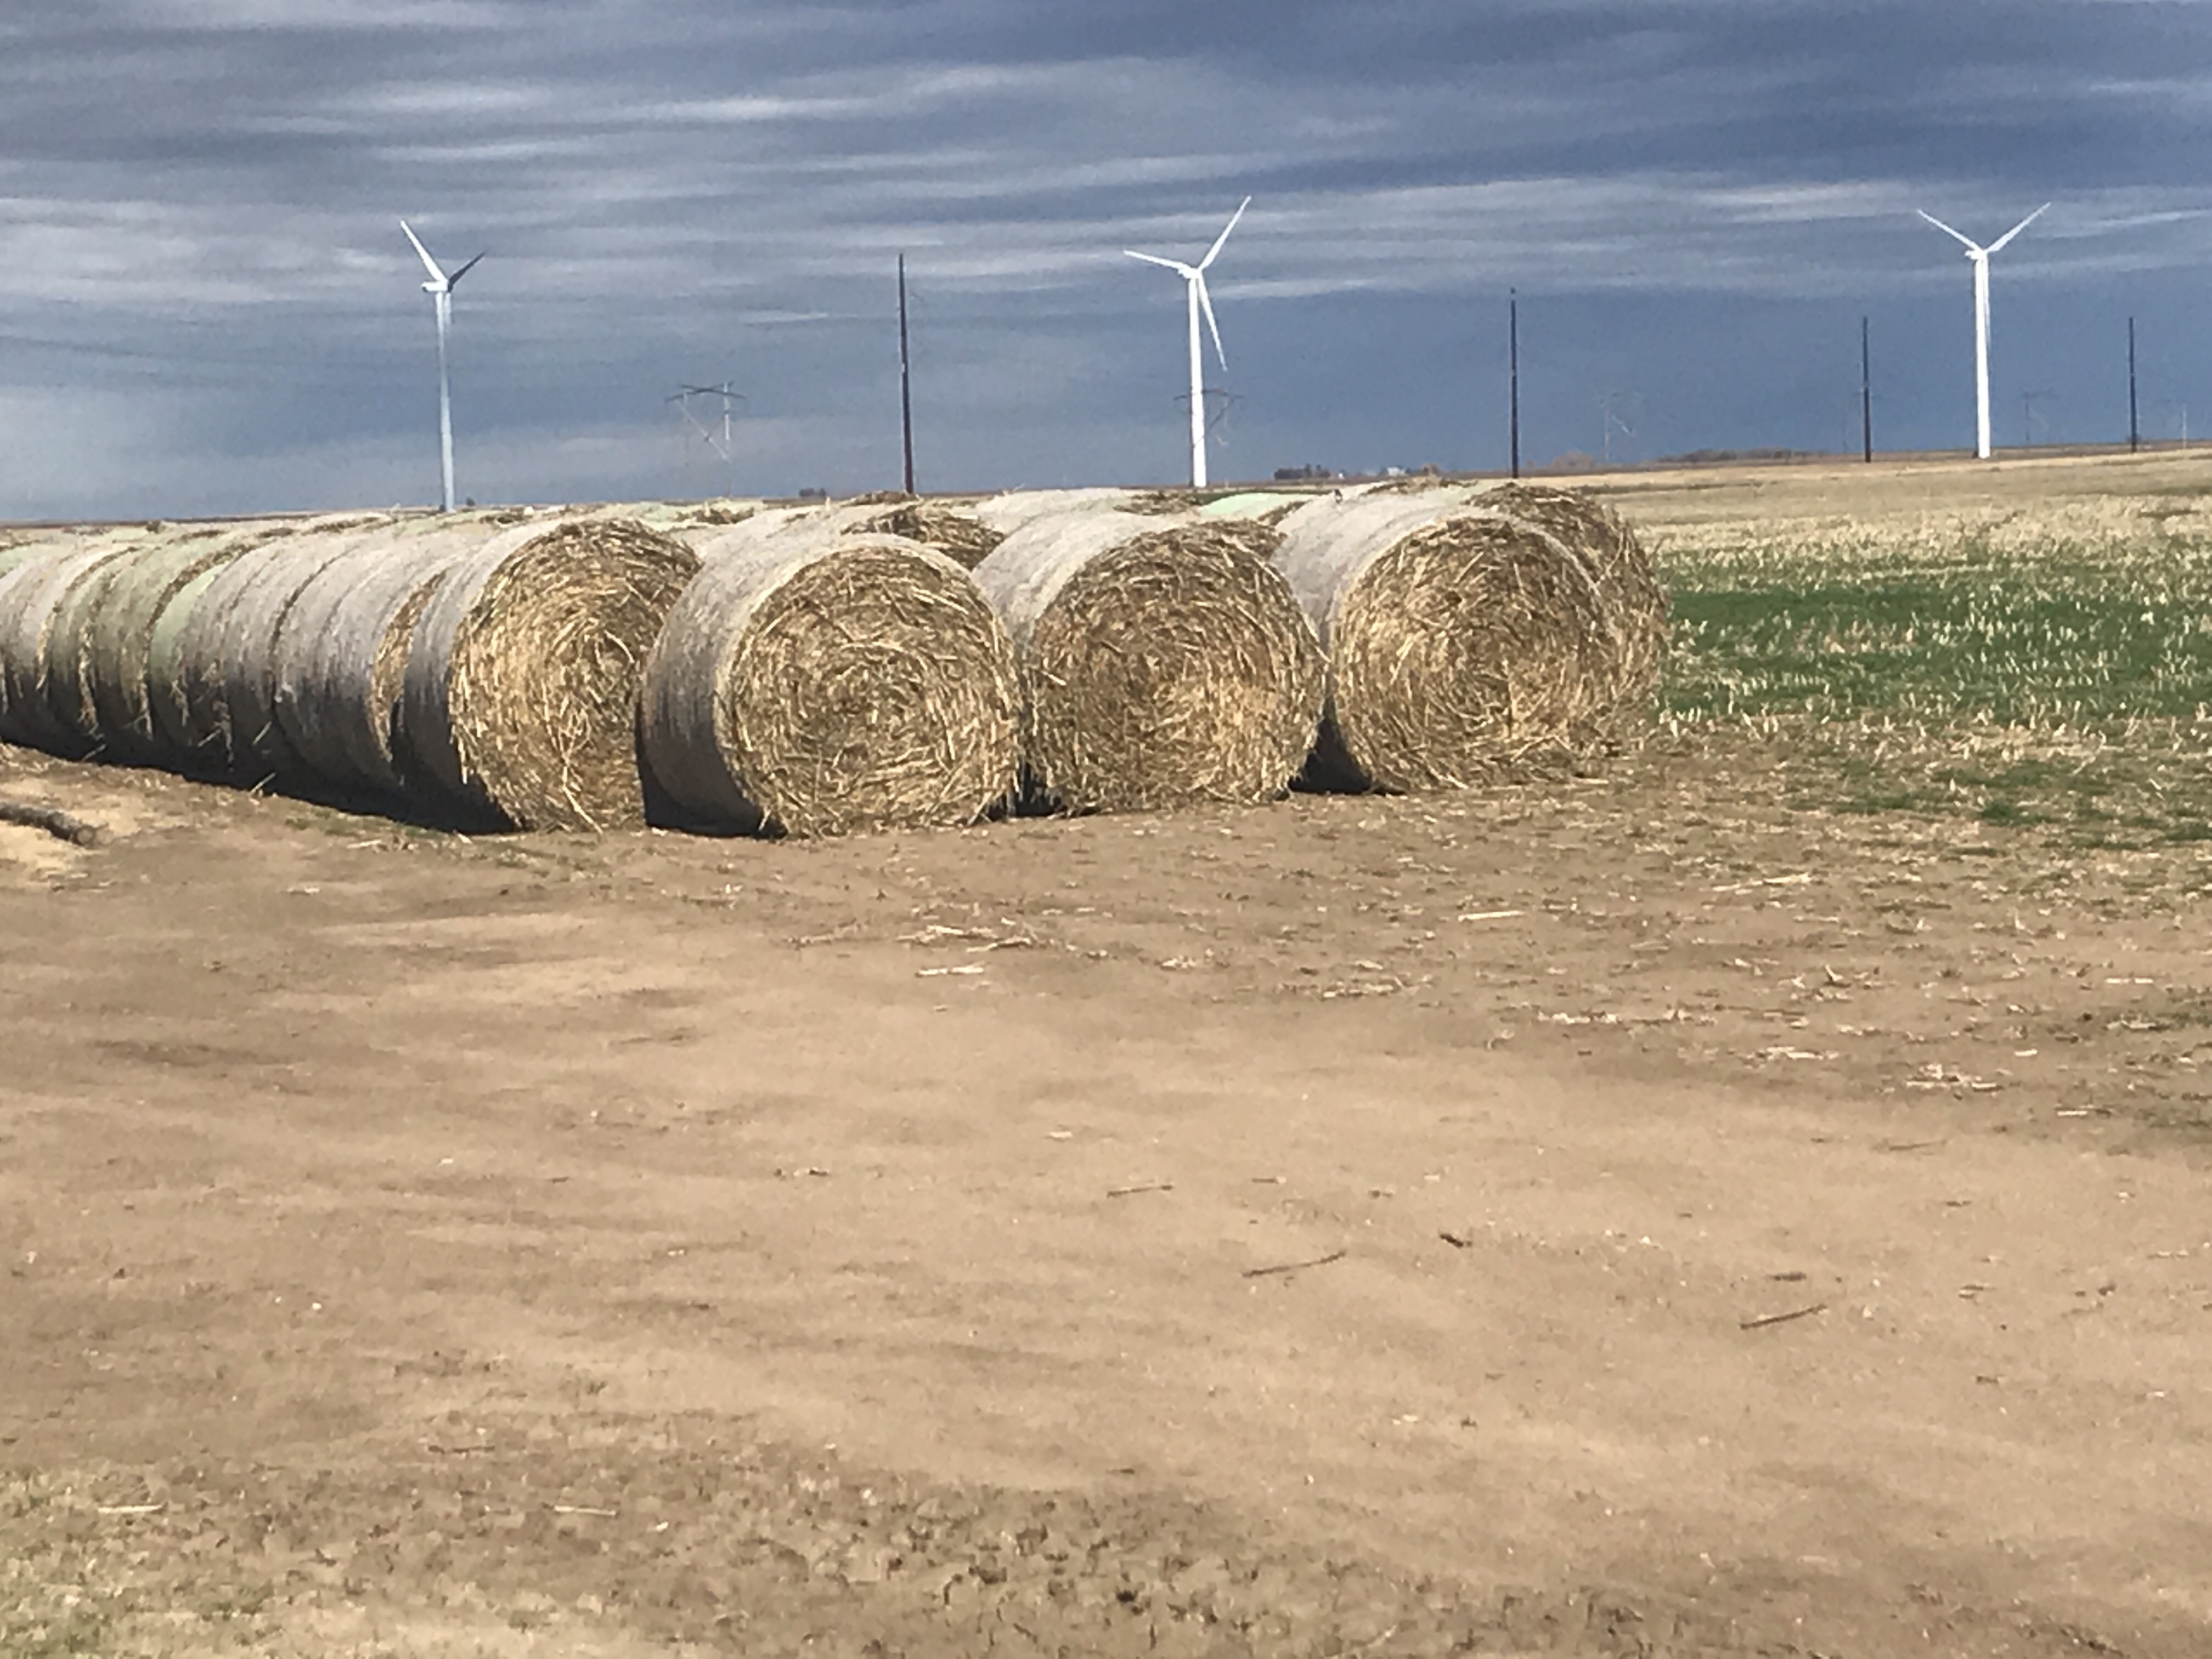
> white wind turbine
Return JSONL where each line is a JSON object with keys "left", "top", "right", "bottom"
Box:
{"left": 1916, "top": 203, "right": 2048, "bottom": 460}
{"left": 1125, "top": 196, "right": 1250, "bottom": 488}
{"left": 400, "top": 218, "right": 484, "bottom": 511}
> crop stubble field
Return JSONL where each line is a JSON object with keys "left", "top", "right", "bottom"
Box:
{"left": 4, "top": 450, "right": 2212, "bottom": 1656}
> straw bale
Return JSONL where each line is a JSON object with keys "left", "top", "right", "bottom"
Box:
{"left": 1475, "top": 482, "right": 1668, "bottom": 726}
{"left": 970, "top": 508, "right": 1324, "bottom": 814}
{"left": 1272, "top": 490, "right": 1613, "bottom": 792}
{"left": 852, "top": 500, "right": 1004, "bottom": 569}
{"left": 159, "top": 533, "right": 332, "bottom": 777}
{"left": 642, "top": 519, "right": 1019, "bottom": 837}
{"left": 0, "top": 542, "right": 142, "bottom": 755}
{"left": 270, "top": 538, "right": 465, "bottom": 798}
{"left": 148, "top": 555, "right": 257, "bottom": 769}
{"left": 54, "top": 531, "right": 256, "bottom": 761}
{"left": 222, "top": 532, "right": 398, "bottom": 783}
{"left": 972, "top": 489, "right": 1141, "bottom": 536}
{"left": 402, "top": 518, "right": 699, "bottom": 831}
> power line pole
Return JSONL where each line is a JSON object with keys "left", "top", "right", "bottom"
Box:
{"left": 2128, "top": 316, "right": 2140, "bottom": 454}
{"left": 1861, "top": 315, "right": 1873, "bottom": 464}
{"left": 1508, "top": 289, "right": 1521, "bottom": 479}
{"left": 898, "top": 253, "right": 916, "bottom": 495}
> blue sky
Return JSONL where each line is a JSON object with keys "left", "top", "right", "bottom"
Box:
{"left": 4, "top": 0, "right": 2210, "bottom": 517}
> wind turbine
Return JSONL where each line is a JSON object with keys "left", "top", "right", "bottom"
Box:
{"left": 400, "top": 218, "right": 484, "bottom": 511}
{"left": 1916, "top": 204, "right": 2047, "bottom": 460}
{"left": 1125, "top": 196, "right": 1249, "bottom": 488}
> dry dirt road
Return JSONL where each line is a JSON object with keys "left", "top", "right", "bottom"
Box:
{"left": 2, "top": 736, "right": 2209, "bottom": 1657}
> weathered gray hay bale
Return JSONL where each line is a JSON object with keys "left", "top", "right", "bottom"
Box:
{"left": 971, "top": 509, "right": 1325, "bottom": 814}
{"left": 148, "top": 551, "right": 261, "bottom": 770}
{"left": 0, "top": 541, "right": 142, "bottom": 755}
{"left": 1271, "top": 490, "right": 1613, "bottom": 792}
{"left": 270, "top": 537, "right": 468, "bottom": 798}
{"left": 217, "top": 530, "right": 395, "bottom": 783}
{"left": 34, "top": 529, "right": 253, "bottom": 761}
{"left": 402, "top": 518, "right": 700, "bottom": 831}
{"left": 156, "top": 528, "right": 362, "bottom": 778}
{"left": 973, "top": 489, "right": 1139, "bottom": 537}
{"left": 1475, "top": 482, "right": 1668, "bottom": 728}
{"left": 0, "top": 535, "right": 65, "bottom": 584}
{"left": 642, "top": 520, "right": 1019, "bottom": 837}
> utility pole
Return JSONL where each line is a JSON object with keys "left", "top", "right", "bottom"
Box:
{"left": 1508, "top": 289, "right": 1521, "bottom": 479}
{"left": 2129, "top": 317, "right": 2140, "bottom": 454}
{"left": 898, "top": 254, "right": 916, "bottom": 495}
{"left": 1861, "top": 315, "right": 1873, "bottom": 464}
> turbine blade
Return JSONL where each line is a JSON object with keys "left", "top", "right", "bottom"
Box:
{"left": 399, "top": 218, "right": 448, "bottom": 285}
{"left": 1196, "top": 273, "right": 1226, "bottom": 371}
{"left": 1198, "top": 196, "right": 1251, "bottom": 271}
{"left": 447, "top": 251, "right": 486, "bottom": 287}
{"left": 1985, "top": 202, "right": 2050, "bottom": 255}
{"left": 1916, "top": 210, "right": 1980, "bottom": 253}
{"left": 1125, "top": 250, "right": 1197, "bottom": 276}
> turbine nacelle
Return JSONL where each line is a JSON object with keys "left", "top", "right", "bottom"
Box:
{"left": 400, "top": 219, "right": 484, "bottom": 296}
{"left": 1916, "top": 204, "right": 2049, "bottom": 260}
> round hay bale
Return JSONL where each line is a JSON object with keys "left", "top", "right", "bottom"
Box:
{"left": 641, "top": 520, "right": 1019, "bottom": 837}
{"left": 49, "top": 530, "right": 255, "bottom": 762}
{"left": 0, "top": 535, "right": 66, "bottom": 585}
{"left": 1475, "top": 481, "right": 1668, "bottom": 726}
{"left": 850, "top": 500, "right": 1004, "bottom": 569}
{"left": 970, "top": 509, "right": 1324, "bottom": 814}
{"left": 0, "top": 541, "right": 142, "bottom": 755}
{"left": 157, "top": 529, "right": 347, "bottom": 778}
{"left": 973, "top": 489, "right": 1139, "bottom": 538}
{"left": 1271, "top": 490, "right": 1613, "bottom": 792}
{"left": 217, "top": 531, "right": 394, "bottom": 785}
{"left": 400, "top": 518, "right": 701, "bottom": 831}
{"left": 148, "top": 551, "right": 259, "bottom": 771}
{"left": 270, "top": 537, "right": 468, "bottom": 799}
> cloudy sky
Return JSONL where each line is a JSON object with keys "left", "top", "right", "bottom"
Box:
{"left": 4, "top": 0, "right": 2210, "bottom": 518}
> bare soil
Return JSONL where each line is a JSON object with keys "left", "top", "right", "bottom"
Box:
{"left": 3, "top": 730, "right": 2209, "bottom": 1656}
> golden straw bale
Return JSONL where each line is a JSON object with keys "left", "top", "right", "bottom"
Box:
{"left": 644, "top": 517, "right": 1018, "bottom": 836}
{"left": 1272, "top": 490, "right": 1615, "bottom": 791}
{"left": 972, "top": 507, "right": 1324, "bottom": 814}
{"left": 401, "top": 518, "right": 699, "bottom": 831}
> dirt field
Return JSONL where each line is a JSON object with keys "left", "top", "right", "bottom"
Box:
{"left": 7, "top": 455, "right": 2212, "bottom": 1656}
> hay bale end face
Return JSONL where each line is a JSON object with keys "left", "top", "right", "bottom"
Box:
{"left": 403, "top": 518, "right": 700, "bottom": 832}
{"left": 643, "top": 523, "right": 1019, "bottom": 837}
{"left": 1273, "top": 490, "right": 1614, "bottom": 793}
{"left": 972, "top": 510, "right": 1324, "bottom": 815}
{"left": 1475, "top": 482, "right": 1668, "bottom": 725}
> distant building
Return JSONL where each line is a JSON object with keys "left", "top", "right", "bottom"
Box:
{"left": 795, "top": 487, "right": 830, "bottom": 501}
{"left": 1273, "top": 464, "right": 1336, "bottom": 482}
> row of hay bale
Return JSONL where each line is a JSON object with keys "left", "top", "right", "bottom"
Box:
{"left": 0, "top": 481, "right": 1664, "bottom": 838}
{"left": 0, "top": 511, "right": 701, "bottom": 831}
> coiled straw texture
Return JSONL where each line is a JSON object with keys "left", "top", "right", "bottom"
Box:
{"left": 972, "top": 508, "right": 1324, "bottom": 814}
{"left": 644, "top": 517, "right": 1018, "bottom": 836}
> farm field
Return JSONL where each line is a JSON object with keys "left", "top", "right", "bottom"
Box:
{"left": 5, "top": 450, "right": 2212, "bottom": 1656}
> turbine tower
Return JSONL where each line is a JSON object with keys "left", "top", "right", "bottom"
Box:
{"left": 1125, "top": 196, "right": 1249, "bottom": 488}
{"left": 400, "top": 219, "right": 484, "bottom": 511}
{"left": 1916, "top": 204, "right": 2047, "bottom": 460}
